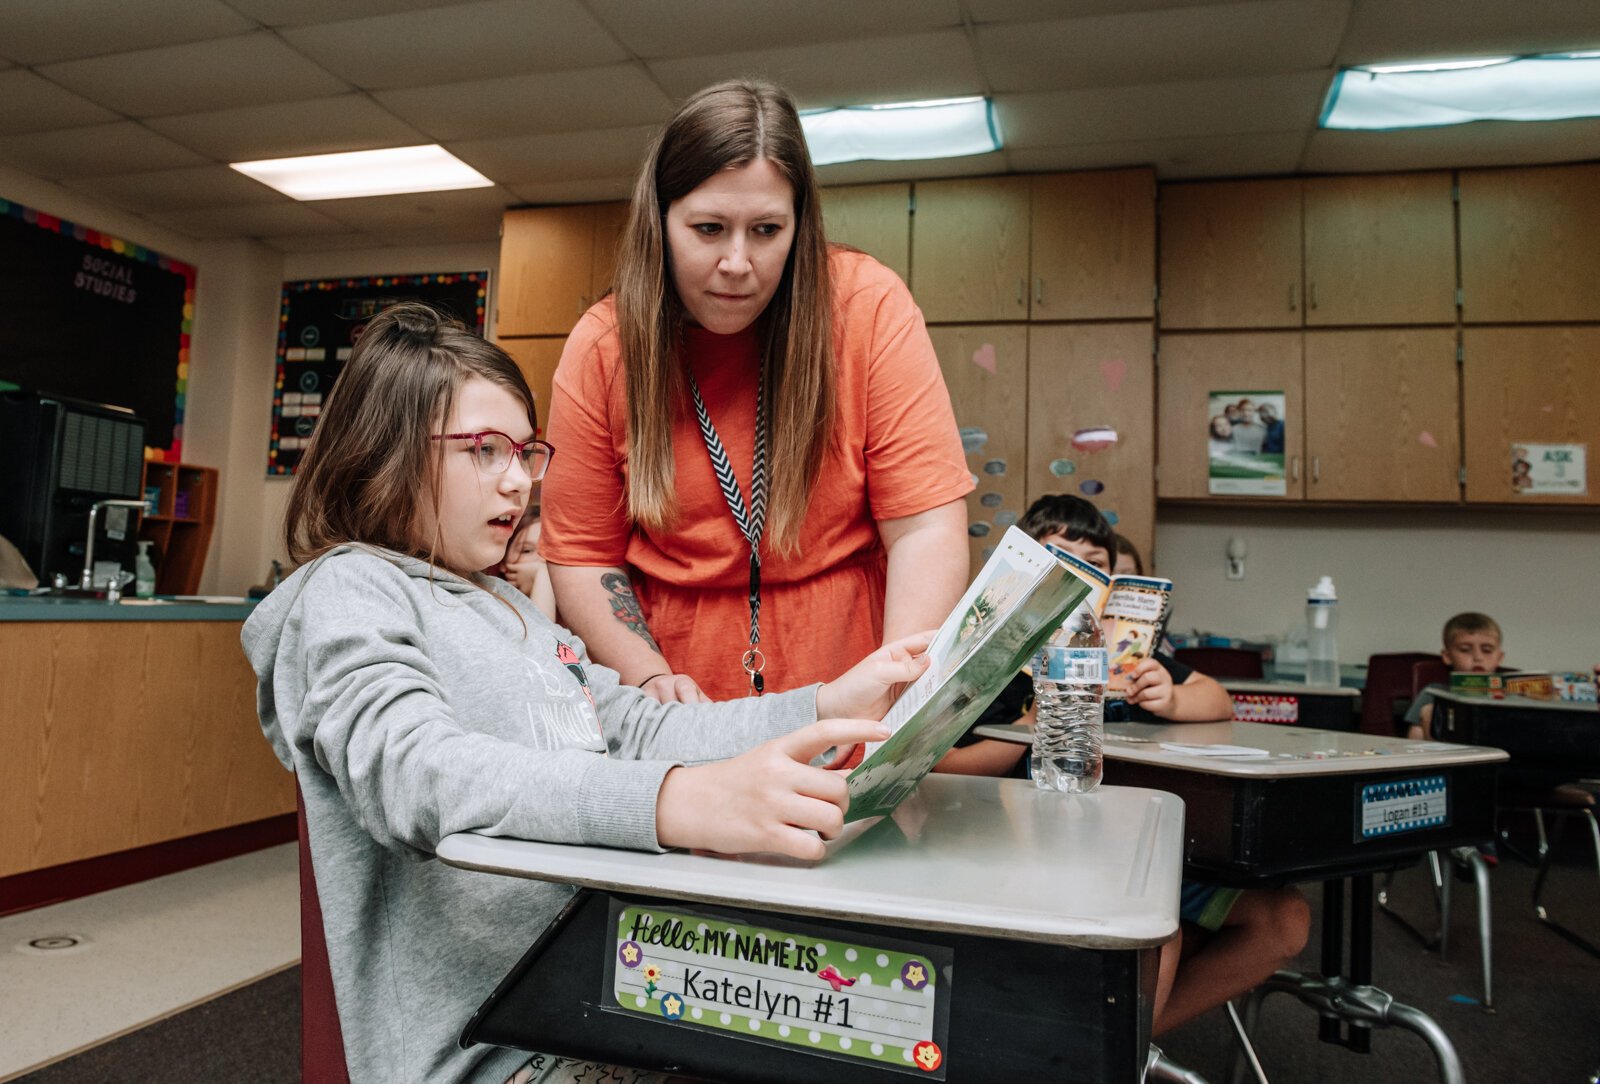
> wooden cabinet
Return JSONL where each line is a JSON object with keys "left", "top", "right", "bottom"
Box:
{"left": 1156, "top": 333, "right": 1305, "bottom": 500}
{"left": 1459, "top": 164, "right": 1600, "bottom": 323}
{"left": 821, "top": 182, "right": 911, "bottom": 284}
{"left": 1462, "top": 326, "right": 1600, "bottom": 504}
{"left": 911, "top": 177, "right": 1032, "bottom": 323}
{"left": 928, "top": 325, "right": 1030, "bottom": 571}
{"left": 1028, "top": 170, "right": 1155, "bottom": 321}
{"left": 497, "top": 202, "right": 627, "bottom": 336}
{"left": 1303, "top": 173, "right": 1457, "bottom": 326}
{"left": 1159, "top": 179, "right": 1303, "bottom": 329}
{"left": 1303, "top": 329, "right": 1460, "bottom": 502}
{"left": 1026, "top": 323, "right": 1155, "bottom": 562}
{"left": 500, "top": 337, "right": 567, "bottom": 439}
{"left": 0, "top": 620, "right": 293, "bottom": 878}
{"left": 138, "top": 461, "right": 216, "bottom": 595}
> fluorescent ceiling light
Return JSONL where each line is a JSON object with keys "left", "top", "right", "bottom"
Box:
{"left": 1323, "top": 52, "right": 1600, "bottom": 130}
{"left": 801, "top": 97, "right": 1000, "bottom": 166}
{"left": 231, "top": 144, "right": 493, "bottom": 201}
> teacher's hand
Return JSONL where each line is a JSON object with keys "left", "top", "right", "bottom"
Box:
{"left": 638, "top": 671, "right": 712, "bottom": 704}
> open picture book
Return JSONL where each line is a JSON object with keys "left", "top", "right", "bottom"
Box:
{"left": 843, "top": 526, "right": 1094, "bottom": 822}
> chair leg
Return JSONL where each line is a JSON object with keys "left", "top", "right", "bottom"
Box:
{"left": 1465, "top": 850, "right": 1493, "bottom": 1011}
{"left": 1532, "top": 809, "right": 1600, "bottom": 960}
{"left": 1437, "top": 851, "right": 1452, "bottom": 962}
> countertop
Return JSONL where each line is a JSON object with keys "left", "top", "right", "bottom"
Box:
{"left": 0, "top": 593, "right": 258, "bottom": 621}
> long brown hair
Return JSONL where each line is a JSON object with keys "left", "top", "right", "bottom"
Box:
{"left": 613, "top": 79, "right": 834, "bottom": 556}
{"left": 285, "top": 302, "right": 536, "bottom": 568}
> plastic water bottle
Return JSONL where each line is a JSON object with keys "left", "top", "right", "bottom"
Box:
{"left": 134, "top": 540, "right": 157, "bottom": 599}
{"left": 1305, "top": 575, "right": 1339, "bottom": 687}
{"left": 1032, "top": 609, "right": 1108, "bottom": 793}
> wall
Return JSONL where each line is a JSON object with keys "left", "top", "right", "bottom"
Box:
{"left": 213, "top": 241, "right": 504, "bottom": 594}
{"left": 1155, "top": 505, "right": 1600, "bottom": 672}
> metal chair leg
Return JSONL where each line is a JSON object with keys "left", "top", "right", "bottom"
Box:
{"left": 1224, "top": 1001, "right": 1269, "bottom": 1084}
{"left": 1465, "top": 849, "right": 1493, "bottom": 1010}
{"left": 1147, "top": 1044, "right": 1212, "bottom": 1084}
{"left": 1533, "top": 808, "right": 1600, "bottom": 959}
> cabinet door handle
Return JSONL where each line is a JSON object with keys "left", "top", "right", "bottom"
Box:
{"left": 1312, "top": 456, "right": 1321, "bottom": 483}
{"left": 1291, "top": 456, "right": 1301, "bottom": 482}
{"left": 1035, "top": 277, "right": 1044, "bottom": 306}
{"left": 1289, "top": 282, "right": 1298, "bottom": 311}
{"left": 1309, "top": 282, "right": 1318, "bottom": 310}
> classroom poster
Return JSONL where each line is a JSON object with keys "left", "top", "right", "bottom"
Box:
{"left": 1511, "top": 442, "right": 1587, "bottom": 496}
{"left": 1207, "top": 390, "right": 1287, "bottom": 496}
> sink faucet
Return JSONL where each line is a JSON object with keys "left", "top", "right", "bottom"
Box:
{"left": 81, "top": 499, "right": 150, "bottom": 590}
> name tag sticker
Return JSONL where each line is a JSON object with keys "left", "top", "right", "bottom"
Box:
{"left": 1360, "top": 774, "right": 1448, "bottom": 839}
{"left": 605, "top": 900, "right": 951, "bottom": 1077}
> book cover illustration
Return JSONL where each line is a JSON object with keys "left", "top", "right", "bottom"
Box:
{"left": 1101, "top": 576, "right": 1174, "bottom": 698}
{"left": 845, "top": 528, "right": 1092, "bottom": 822}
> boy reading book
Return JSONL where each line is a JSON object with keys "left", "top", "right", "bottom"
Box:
{"left": 1405, "top": 612, "right": 1505, "bottom": 741}
{"left": 941, "top": 495, "right": 1308, "bottom": 1036}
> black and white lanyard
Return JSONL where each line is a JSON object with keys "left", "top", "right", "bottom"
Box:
{"left": 686, "top": 369, "right": 768, "bottom": 695}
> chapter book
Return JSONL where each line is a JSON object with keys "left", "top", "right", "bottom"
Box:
{"left": 1100, "top": 575, "right": 1174, "bottom": 698}
{"left": 844, "top": 527, "right": 1095, "bottom": 822}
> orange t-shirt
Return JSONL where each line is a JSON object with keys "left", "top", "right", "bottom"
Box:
{"left": 540, "top": 249, "right": 972, "bottom": 699}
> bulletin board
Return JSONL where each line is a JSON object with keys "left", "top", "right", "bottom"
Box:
{"left": 268, "top": 271, "right": 489, "bottom": 476}
{"left": 0, "top": 196, "right": 196, "bottom": 458}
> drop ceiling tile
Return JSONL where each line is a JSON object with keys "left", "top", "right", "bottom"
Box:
{"left": 0, "top": 69, "right": 120, "bottom": 136}
{"left": 816, "top": 152, "right": 1009, "bottom": 186}
{"left": 1009, "top": 131, "right": 1308, "bottom": 180}
{"left": 1337, "top": 0, "right": 1600, "bottom": 66}
{"left": 648, "top": 30, "right": 986, "bottom": 107}
{"left": 505, "top": 177, "right": 636, "bottom": 204}
{"left": 448, "top": 125, "right": 657, "bottom": 185}
{"left": 996, "top": 71, "right": 1331, "bottom": 148}
{"left": 279, "top": 0, "right": 627, "bottom": 90}
{"left": 373, "top": 64, "right": 673, "bottom": 142}
{"left": 145, "top": 94, "right": 430, "bottom": 161}
{"left": 1302, "top": 118, "right": 1600, "bottom": 173}
{"left": 143, "top": 202, "right": 353, "bottom": 241}
{"left": 975, "top": 1, "right": 1350, "bottom": 93}
{"left": 965, "top": 0, "right": 1228, "bottom": 21}
{"left": 37, "top": 31, "right": 350, "bottom": 117}
{"left": 0, "top": 0, "right": 254, "bottom": 65}
{"left": 306, "top": 184, "right": 515, "bottom": 234}
{"left": 584, "top": 0, "right": 960, "bottom": 60}
{"left": 259, "top": 232, "right": 391, "bottom": 253}
{"left": 0, "top": 122, "right": 209, "bottom": 179}
{"left": 62, "top": 164, "right": 287, "bottom": 212}
{"left": 227, "top": 0, "right": 487, "bottom": 28}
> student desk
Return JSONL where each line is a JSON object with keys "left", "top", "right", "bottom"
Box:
{"left": 436, "top": 775, "right": 1185, "bottom": 1083}
{"left": 974, "top": 720, "right": 1507, "bottom": 1084}
{"left": 1428, "top": 688, "right": 1600, "bottom": 786}
{"left": 1218, "top": 679, "right": 1361, "bottom": 732}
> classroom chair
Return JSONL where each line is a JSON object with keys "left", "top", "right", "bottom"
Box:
{"left": 1173, "top": 647, "right": 1264, "bottom": 680}
{"left": 1412, "top": 658, "right": 1449, "bottom": 697}
{"left": 1502, "top": 780, "right": 1600, "bottom": 958}
{"left": 1360, "top": 652, "right": 1439, "bottom": 736}
{"left": 297, "top": 784, "right": 353, "bottom": 1084}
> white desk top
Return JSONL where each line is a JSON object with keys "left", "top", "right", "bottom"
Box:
{"left": 1430, "top": 687, "right": 1599, "bottom": 715}
{"left": 973, "top": 720, "right": 1507, "bottom": 778}
{"left": 437, "top": 775, "right": 1183, "bottom": 949}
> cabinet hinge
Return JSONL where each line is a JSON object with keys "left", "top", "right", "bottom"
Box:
{"left": 1458, "top": 467, "right": 1467, "bottom": 485}
{"left": 1456, "top": 342, "right": 1464, "bottom": 363}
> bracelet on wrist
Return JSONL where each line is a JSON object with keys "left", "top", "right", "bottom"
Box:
{"left": 634, "top": 672, "right": 669, "bottom": 688}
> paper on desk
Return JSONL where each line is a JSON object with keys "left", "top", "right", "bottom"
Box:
{"left": 1159, "top": 742, "right": 1269, "bottom": 758}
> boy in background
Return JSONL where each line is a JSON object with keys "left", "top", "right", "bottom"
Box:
{"left": 942, "top": 495, "right": 1309, "bottom": 1036}
{"left": 1405, "top": 612, "right": 1505, "bottom": 741}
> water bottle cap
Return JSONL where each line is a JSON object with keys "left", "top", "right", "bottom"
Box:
{"left": 1308, "top": 575, "right": 1337, "bottom": 601}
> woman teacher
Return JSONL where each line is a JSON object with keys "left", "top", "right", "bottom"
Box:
{"left": 540, "top": 80, "right": 971, "bottom": 702}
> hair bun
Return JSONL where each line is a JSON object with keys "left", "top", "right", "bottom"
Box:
{"left": 385, "top": 302, "right": 444, "bottom": 339}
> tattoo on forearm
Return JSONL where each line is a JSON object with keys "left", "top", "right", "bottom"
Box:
{"left": 600, "top": 572, "right": 661, "bottom": 653}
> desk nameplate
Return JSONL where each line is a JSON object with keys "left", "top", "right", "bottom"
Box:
{"left": 1358, "top": 775, "right": 1448, "bottom": 840}
{"left": 606, "top": 900, "right": 952, "bottom": 1078}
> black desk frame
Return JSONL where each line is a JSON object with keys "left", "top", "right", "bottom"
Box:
{"left": 461, "top": 889, "right": 1160, "bottom": 1083}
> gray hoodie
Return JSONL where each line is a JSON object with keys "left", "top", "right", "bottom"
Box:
{"left": 243, "top": 547, "right": 818, "bottom": 1083}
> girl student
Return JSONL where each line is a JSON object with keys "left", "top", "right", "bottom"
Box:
{"left": 243, "top": 303, "right": 932, "bottom": 1084}
{"left": 540, "top": 79, "right": 972, "bottom": 705}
